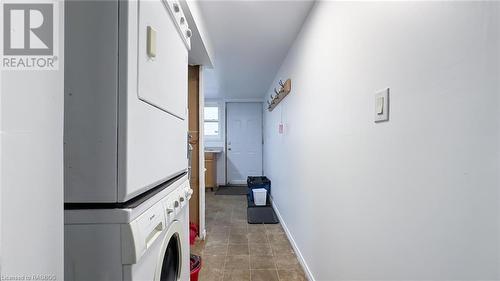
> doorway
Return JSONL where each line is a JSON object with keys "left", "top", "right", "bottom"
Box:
{"left": 226, "top": 102, "right": 263, "bottom": 184}
{"left": 188, "top": 65, "right": 200, "bottom": 232}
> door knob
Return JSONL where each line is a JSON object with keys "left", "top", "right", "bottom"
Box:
{"left": 228, "top": 148, "right": 231, "bottom": 151}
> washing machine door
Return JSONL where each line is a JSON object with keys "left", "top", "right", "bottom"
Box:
{"left": 156, "top": 220, "right": 184, "bottom": 281}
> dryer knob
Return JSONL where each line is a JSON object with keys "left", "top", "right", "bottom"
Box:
{"left": 166, "top": 208, "right": 174, "bottom": 214}
{"left": 186, "top": 29, "right": 192, "bottom": 38}
{"left": 174, "top": 201, "right": 179, "bottom": 208}
{"left": 173, "top": 3, "right": 180, "bottom": 12}
{"left": 180, "top": 197, "right": 185, "bottom": 202}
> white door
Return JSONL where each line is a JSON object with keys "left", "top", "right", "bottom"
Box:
{"left": 226, "top": 103, "right": 263, "bottom": 184}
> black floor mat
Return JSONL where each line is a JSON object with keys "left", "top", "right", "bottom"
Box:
{"left": 215, "top": 185, "right": 248, "bottom": 195}
{"left": 247, "top": 206, "right": 279, "bottom": 224}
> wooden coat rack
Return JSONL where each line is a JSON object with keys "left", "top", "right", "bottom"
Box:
{"left": 267, "top": 79, "right": 291, "bottom": 111}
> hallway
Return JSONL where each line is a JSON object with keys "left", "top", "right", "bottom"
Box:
{"left": 191, "top": 192, "right": 307, "bottom": 281}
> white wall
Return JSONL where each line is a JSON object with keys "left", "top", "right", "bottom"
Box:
{"left": 0, "top": 3, "right": 64, "bottom": 280}
{"left": 181, "top": 0, "right": 215, "bottom": 68}
{"left": 264, "top": 2, "right": 500, "bottom": 280}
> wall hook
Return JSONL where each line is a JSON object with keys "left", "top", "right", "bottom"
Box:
{"left": 268, "top": 79, "right": 292, "bottom": 112}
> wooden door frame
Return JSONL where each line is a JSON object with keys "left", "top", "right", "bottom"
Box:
{"left": 188, "top": 65, "right": 206, "bottom": 240}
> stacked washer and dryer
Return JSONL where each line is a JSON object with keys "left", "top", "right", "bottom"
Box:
{"left": 64, "top": 1, "right": 193, "bottom": 280}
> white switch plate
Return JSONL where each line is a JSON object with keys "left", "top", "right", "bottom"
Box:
{"left": 374, "top": 88, "right": 389, "bottom": 122}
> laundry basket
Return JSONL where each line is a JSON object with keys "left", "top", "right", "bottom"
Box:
{"left": 252, "top": 188, "right": 267, "bottom": 206}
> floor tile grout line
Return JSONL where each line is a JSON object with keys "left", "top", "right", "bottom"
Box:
{"left": 202, "top": 193, "right": 303, "bottom": 281}
{"left": 221, "top": 225, "right": 229, "bottom": 281}
{"left": 248, "top": 229, "right": 252, "bottom": 281}
{"left": 273, "top": 229, "right": 280, "bottom": 281}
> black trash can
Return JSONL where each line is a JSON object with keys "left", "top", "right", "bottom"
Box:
{"left": 247, "top": 176, "right": 271, "bottom": 206}
{"left": 246, "top": 176, "right": 278, "bottom": 224}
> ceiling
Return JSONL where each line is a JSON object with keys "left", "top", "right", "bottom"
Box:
{"left": 198, "top": 0, "right": 315, "bottom": 99}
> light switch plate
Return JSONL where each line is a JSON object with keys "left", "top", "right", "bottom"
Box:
{"left": 374, "top": 88, "right": 389, "bottom": 122}
{"left": 147, "top": 26, "right": 157, "bottom": 58}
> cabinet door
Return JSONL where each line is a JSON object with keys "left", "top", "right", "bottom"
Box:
{"left": 137, "top": 0, "right": 188, "bottom": 120}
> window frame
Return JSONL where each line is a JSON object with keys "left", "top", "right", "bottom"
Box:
{"left": 203, "top": 103, "right": 222, "bottom": 141}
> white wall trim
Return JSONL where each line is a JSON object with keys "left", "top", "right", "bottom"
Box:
{"left": 198, "top": 66, "right": 206, "bottom": 240}
{"left": 271, "top": 197, "right": 316, "bottom": 281}
{"left": 223, "top": 98, "right": 264, "bottom": 103}
{"left": 0, "top": 52, "right": 3, "bottom": 275}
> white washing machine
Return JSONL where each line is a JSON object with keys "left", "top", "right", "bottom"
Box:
{"left": 65, "top": 176, "right": 192, "bottom": 281}
{"left": 64, "top": 0, "right": 192, "bottom": 203}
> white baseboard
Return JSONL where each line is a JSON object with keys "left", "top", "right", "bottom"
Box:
{"left": 200, "top": 228, "right": 207, "bottom": 240}
{"left": 271, "top": 198, "right": 316, "bottom": 281}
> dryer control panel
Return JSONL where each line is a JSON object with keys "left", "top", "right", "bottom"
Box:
{"left": 164, "top": 0, "right": 191, "bottom": 50}
{"left": 121, "top": 180, "right": 192, "bottom": 264}
{"left": 163, "top": 180, "right": 192, "bottom": 220}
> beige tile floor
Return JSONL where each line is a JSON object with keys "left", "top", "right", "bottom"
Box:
{"left": 191, "top": 192, "right": 307, "bottom": 281}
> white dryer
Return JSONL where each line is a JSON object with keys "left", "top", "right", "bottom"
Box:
{"left": 64, "top": 0, "right": 192, "bottom": 203}
{"left": 65, "top": 176, "right": 193, "bottom": 281}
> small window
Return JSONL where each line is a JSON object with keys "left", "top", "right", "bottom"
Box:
{"left": 204, "top": 105, "right": 220, "bottom": 138}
